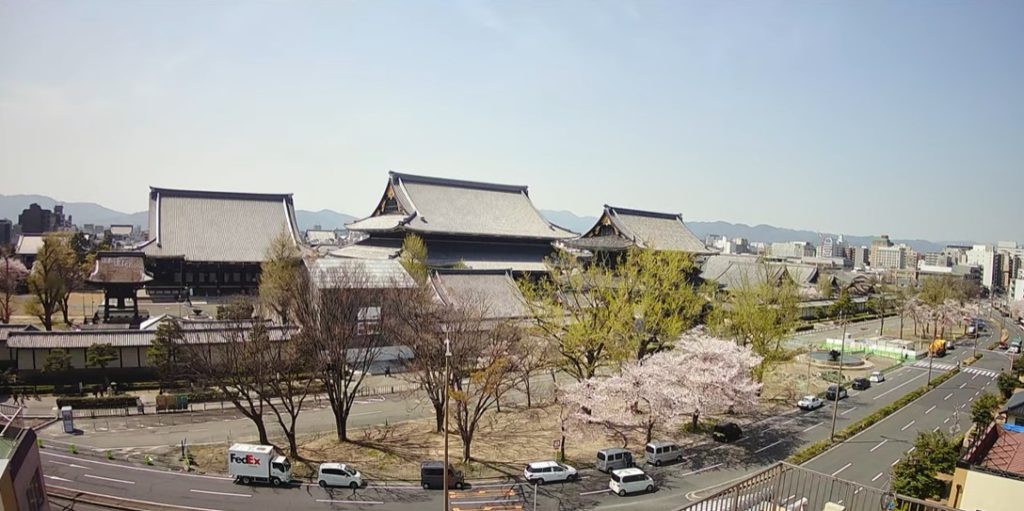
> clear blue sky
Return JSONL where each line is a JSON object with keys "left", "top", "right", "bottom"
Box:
{"left": 1, "top": 1, "right": 1021, "bottom": 242}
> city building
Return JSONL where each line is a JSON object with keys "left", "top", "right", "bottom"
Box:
{"left": 965, "top": 244, "right": 1001, "bottom": 291}
{"left": 873, "top": 245, "right": 906, "bottom": 270}
{"left": 0, "top": 219, "right": 12, "bottom": 247}
{"left": 818, "top": 234, "right": 846, "bottom": 259}
{"left": 564, "top": 205, "right": 710, "bottom": 264}
{"left": 1013, "top": 278, "right": 1024, "bottom": 302}
{"left": 852, "top": 245, "right": 869, "bottom": 269}
{"left": 138, "top": 187, "right": 303, "bottom": 299}
{"left": 950, "top": 423, "right": 1024, "bottom": 511}
{"left": 924, "top": 251, "right": 952, "bottom": 267}
{"left": 16, "top": 203, "right": 71, "bottom": 234}
{"left": 342, "top": 172, "right": 577, "bottom": 273}
{"left": 769, "top": 241, "right": 816, "bottom": 259}
{"left": 944, "top": 245, "right": 972, "bottom": 265}
{"left": 0, "top": 416, "right": 49, "bottom": 511}
{"left": 869, "top": 234, "right": 894, "bottom": 268}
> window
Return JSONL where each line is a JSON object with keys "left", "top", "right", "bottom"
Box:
{"left": 597, "top": 452, "right": 606, "bottom": 461}
{"left": 357, "top": 306, "right": 382, "bottom": 336}
{"left": 185, "top": 272, "right": 193, "bottom": 283}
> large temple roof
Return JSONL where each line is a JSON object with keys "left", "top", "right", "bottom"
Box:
{"left": 347, "top": 172, "right": 577, "bottom": 241}
{"left": 139, "top": 187, "right": 301, "bottom": 263}
{"left": 569, "top": 205, "right": 710, "bottom": 254}
{"left": 430, "top": 269, "right": 529, "bottom": 320}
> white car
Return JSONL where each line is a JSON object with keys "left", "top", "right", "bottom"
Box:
{"left": 797, "top": 395, "right": 823, "bottom": 410}
{"left": 609, "top": 467, "right": 654, "bottom": 496}
{"left": 317, "top": 463, "right": 364, "bottom": 489}
{"left": 523, "top": 461, "right": 578, "bottom": 484}
{"left": 869, "top": 371, "right": 885, "bottom": 383}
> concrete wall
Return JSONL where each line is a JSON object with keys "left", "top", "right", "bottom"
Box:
{"left": 958, "top": 468, "right": 1024, "bottom": 511}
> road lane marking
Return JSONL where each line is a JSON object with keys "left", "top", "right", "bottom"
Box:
{"left": 874, "top": 373, "right": 926, "bottom": 400}
{"left": 959, "top": 382, "right": 968, "bottom": 389}
{"left": 190, "top": 490, "right": 250, "bottom": 498}
{"left": 944, "top": 417, "right": 951, "bottom": 424}
{"left": 892, "top": 459, "right": 901, "bottom": 467}
{"left": 755, "top": 440, "right": 784, "bottom": 453}
{"left": 871, "top": 472, "right": 884, "bottom": 482}
{"left": 82, "top": 474, "right": 135, "bottom": 485}
{"left": 831, "top": 463, "right": 852, "bottom": 477}
{"left": 46, "top": 486, "right": 224, "bottom": 511}
{"left": 901, "top": 420, "right": 916, "bottom": 431}
{"left": 975, "top": 391, "right": 981, "bottom": 397}
{"left": 944, "top": 393, "right": 953, "bottom": 401}
{"left": 580, "top": 489, "right": 611, "bottom": 496}
{"left": 42, "top": 452, "right": 232, "bottom": 481}
{"left": 933, "top": 426, "right": 941, "bottom": 432}
{"left": 841, "top": 407, "right": 858, "bottom": 416}
{"left": 925, "top": 405, "right": 936, "bottom": 414}
{"left": 870, "top": 439, "right": 888, "bottom": 452}
{"left": 802, "top": 422, "right": 822, "bottom": 433}
{"left": 316, "top": 500, "right": 384, "bottom": 505}
{"left": 972, "top": 374, "right": 979, "bottom": 380}
{"left": 907, "top": 447, "right": 916, "bottom": 454}
{"left": 781, "top": 418, "right": 798, "bottom": 425}
{"left": 679, "top": 463, "right": 724, "bottom": 477}
{"left": 49, "top": 460, "right": 90, "bottom": 469}
{"left": 45, "top": 475, "right": 73, "bottom": 482}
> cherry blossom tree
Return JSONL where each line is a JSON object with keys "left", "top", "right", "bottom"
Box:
{"left": 559, "top": 330, "right": 762, "bottom": 445}
{"left": 0, "top": 255, "right": 29, "bottom": 324}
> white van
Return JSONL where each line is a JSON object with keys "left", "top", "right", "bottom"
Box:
{"left": 644, "top": 442, "right": 683, "bottom": 466}
{"left": 609, "top": 467, "right": 654, "bottom": 496}
{"left": 317, "top": 463, "right": 364, "bottom": 489}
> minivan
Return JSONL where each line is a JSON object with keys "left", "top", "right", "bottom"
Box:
{"left": 420, "top": 461, "right": 465, "bottom": 490}
{"left": 644, "top": 441, "right": 683, "bottom": 466}
{"left": 317, "top": 463, "right": 364, "bottom": 489}
{"left": 608, "top": 467, "right": 654, "bottom": 496}
{"left": 596, "top": 448, "right": 634, "bottom": 473}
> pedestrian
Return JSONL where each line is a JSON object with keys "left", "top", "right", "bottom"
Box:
{"left": 11, "top": 391, "right": 17, "bottom": 405}
{"left": 384, "top": 366, "right": 391, "bottom": 378}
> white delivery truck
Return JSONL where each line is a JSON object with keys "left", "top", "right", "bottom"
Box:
{"left": 228, "top": 444, "right": 292, "bottom": 486}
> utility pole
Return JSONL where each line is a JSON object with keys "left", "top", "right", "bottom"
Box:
{"left": 830, "top": 311, "right": 848, "bottom": 442}
{"left": 443, "top": 337, "right": 452, "bottom": 511}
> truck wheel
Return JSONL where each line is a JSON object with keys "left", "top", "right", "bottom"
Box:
{"left": 241, "top": 476, "right": 252, "bottom": 485}
{"left": 349, "top": 481, "right": 359, "bottom": 490}
{"left": 271, "top": 477, "right": 282, "bottom": 487}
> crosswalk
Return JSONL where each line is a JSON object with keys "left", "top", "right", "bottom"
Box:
{"left": 908, "top": 360, "right": 999, "bottom": 378}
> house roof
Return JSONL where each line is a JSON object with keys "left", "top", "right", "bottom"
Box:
{"left": 329, "top": 242, "right": 402, "bottom": 260}
{"left": 87, "top": 252, "right": 153, "bottom": 285}
{"left": 15, "top": 235, "right": 44, "bottom": 256}
{"left": 306, "top": 258, "right": 416, "bottom": 289}
{"left": 1003, "top": 391, "right": 1024, "bottom": 414}
{"left": 976, "top": 425, "right": 1024, "bottom": 477}
{"left": 700, "top": 255, "right": 818, "bottom": 291}
{"left": 347, "top": 172, "right": 577, "bottom": 240}
{"left": 429, "top": 269, "right": 529, "bottom": 319}
{"left": 139, "top": 187, "right": 301, "bottom": 263}
{"left": 572, "top": 205, "right": 710, "bottom": 253}
{"left": 6, "top": 325, "right": 296, "bottom": 349}
{"left": 0, "top": 324, "right": 36, "bottom": 342}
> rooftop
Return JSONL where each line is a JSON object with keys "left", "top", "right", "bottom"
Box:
{"left": 961, "top": 423, "right": 1024, "bottom": 479}
{"left": 6, "top": 324, "right": 296, "bottom": 349}
{"left": 430, "top": 269, "right": 529, "bottom": 320}
{"left": 140, "top": 186, "right": 301, "bottom": 263}
{"left": 306, "top": 258, "right": 416, "bottom": 289}
{"left": 87, "top": 252, "right": 153, "bottom": 285}
{"left": 572, "top": 205, "right": 710, "bottom": 253}
{"left": 347, "top": 171, "right": 577, "bottom": 241}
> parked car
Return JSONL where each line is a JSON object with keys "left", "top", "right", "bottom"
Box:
{"left": 797, "top": 395, "right": 823, "bottom": 410}
{"left": 851, "top": 378, "right": 870, "bottom": 391}
{"left": 644, "top": 441, "right": 683, "bottom": 466}
{"left": 596, "top": 448, "right": 634, "bottom": 473}
{"left": 523, "top": 461, "right": 577, "bottom": 484}
{"left": 317, "top": 463, "right": 364, "bottom": 489}
{"left": 825, "top": 385, "right": 848, "bottom": 401}
{"left": 869, "top": 371, "right": 885, "bottom": 383}
{"left": 420, "top": 461, "right": 464, "bottom": 490}
{"left": 608, "top": 467, "right": 655, "bottom": 496}
{"left": 712, "top": 422, "right": 743, "bottom": 443}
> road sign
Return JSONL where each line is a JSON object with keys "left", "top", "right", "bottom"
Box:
{"left": 552, "top": 438, "right": 562, "bottom": 449}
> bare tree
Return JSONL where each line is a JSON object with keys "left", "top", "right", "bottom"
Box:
{"left": 512, "top": 332, "right": 554, "bottom": 408}
{"left": 292, "top": 261, "right": 396, "bottom": 443}
{"left": 0, "top": 251, "right": 29, "bottom": 324}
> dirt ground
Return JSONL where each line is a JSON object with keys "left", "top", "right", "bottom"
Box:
{"left": 9, "top": 291, "right": 104, "bottom": 327}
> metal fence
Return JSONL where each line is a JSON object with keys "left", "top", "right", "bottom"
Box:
{"left": 679, "top": 462, "right": 961, "bottom": 511}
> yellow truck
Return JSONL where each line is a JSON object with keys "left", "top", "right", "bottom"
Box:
{"left": 929, "top": 339, "right": 948, "bottom": 357}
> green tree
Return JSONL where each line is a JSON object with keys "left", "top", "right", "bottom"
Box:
{"left": 148, "top": 320, "right": 184, "bottom": 388}
{"left": 25, "top": 234, "right": 77, "bottom": 330}
{"left": 398, "top": 234, "right": 429, "bottom": 284}
{"left": 971, "top": 392, "right": 1001, "bottom": 430}
{"left": 258, "top": 231, "right": 301, "bottom": 323}
{"left": 891, "top": 431, "right": 961, "bottom": 499}
{"left": 86, "top": 343, "right": 119, "bottom": 369}
{"left": 829, "top": 288, "right": 856, "bottom": 319}
{"left": 867, "top": 292, "right": 892, "bottom": 336}
{"left": 997, "top": 373, "right": 1020, "bottom": 400}
{"left": 43, "top": 349, "right": 73, "bottom": 373}
{"left": 708, "top": 263, "right": 799, "bottom": 382}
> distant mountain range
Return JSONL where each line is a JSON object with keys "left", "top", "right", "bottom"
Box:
{"left": 0, "top": 194, "right": 969, "bottom": 252}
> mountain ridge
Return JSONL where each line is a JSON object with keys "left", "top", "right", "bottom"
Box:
{"left": 0, "top": 194, "right": 969, "bottom": 251}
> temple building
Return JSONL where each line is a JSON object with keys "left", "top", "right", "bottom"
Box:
{"left": 338, "top": 172, "right": 576, "bottom": 274}
{"left": 137, "top": 187, "right": 302, "bottom": 299}
{"left": 87, "top": 251, "right": 152, "bottom": 325}
{"left": 562, "top": 205, "right": 711, "bottom": 264}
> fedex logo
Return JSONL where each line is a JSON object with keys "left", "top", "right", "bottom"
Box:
{"left": 230, "top": 453, "right": 261, "bottom": 465}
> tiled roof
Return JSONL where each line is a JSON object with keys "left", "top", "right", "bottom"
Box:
{"left": 978, "top": 426, "right": 1024, "bottom": 476}
{"left": 1003, "top": 391, "right": 1024, "bottom": 414}
{"left": 0, "top": 324, "right": 35, "bottom": 342}
{"left": 87, "top": 252, "right": 153, "bottom": 285}
{"left": 605, "top": 206, "right": 710, "bottom": 253}
{"left": 307, "top": 258, "right": 416, "bottom": 289}
{"left": 329, "top": 242, "right": 402, "bottom": 260}
{"left": 701, "top": 255, "right": 819, "bottom": 291}
{"left": 348, "top": 172, "right": 577, "bottom": 240}
{"left": 6, "top": 325, "right": 296, "bottom": 349}
{"left": 15, "top": 235, "right": 44, "bottom": 256}
{"left": 140, "top": 187, "right": 301, "bottom": 263}
{"left": 430, "top": 270, "right": 529, "bottom": 319}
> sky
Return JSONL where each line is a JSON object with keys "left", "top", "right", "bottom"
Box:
{"left": 1, "top": 1, "right": 1022, "bottom": 242}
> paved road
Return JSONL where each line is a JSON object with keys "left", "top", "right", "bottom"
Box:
{"left": 40, "top": 325, "right": 993, "bottom": 511}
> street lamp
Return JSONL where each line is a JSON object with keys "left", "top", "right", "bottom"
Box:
{"left": 829, "top": 311, "right": 848, "bottom": 442}
{"left": 443, "top": 337, "right": 452, "bottom": 511}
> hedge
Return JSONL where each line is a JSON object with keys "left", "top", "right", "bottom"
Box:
{"left": 55, "top": 396, "right": 140, "bottom": 409}
{"left": 787, "top": 367, "right": 961, "bottom": 465}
